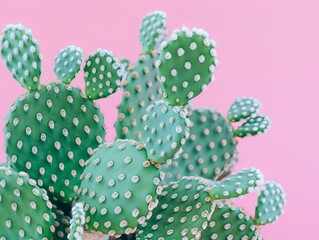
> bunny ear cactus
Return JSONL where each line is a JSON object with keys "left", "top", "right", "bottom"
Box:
{"left": 54, "top": 46, "right": 83, "bottom": 84}
{"left": 0, "top": 166, "right": 55, "bottom": 239}
{"left": 235, "top": 115, "right": 271, "bottom": 137}
{"left": 0, "top": 24, "right": 42, "bottom": 91}
{"left": 1, "top": 24, "right": 107, "bottom": 204}
{"left": 68, "top": 202, "right": 85, "bottom": 240}
{"left": 51, "top": 196, "right": 72, "bottom": 239}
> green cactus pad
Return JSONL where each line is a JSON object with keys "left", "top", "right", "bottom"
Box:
{"left": 0, "top": 167, "right": 55, "bottom": 239}
{"left": 209, "top": 168, "right": 264, "bottom": 200}
{"left": 115, "top": 52, "right": 163, "bottom": 140}
{"left": 163, "top": 108, "right": 237, "bottom": 182}
{"left": 235, "top": 115, "right": 271, "bottom": 137}
{"left": 227, "top": 97, "right": 261, "bottom": 122}
{"left": 1, "top": 24, "right": 42, "bottom": 91}
{"left": 141, "top": 100, "right": 189, "bottom": 164}
{"left": 51, "top": 197, "right": 72, "bottom": 239}
{"left": 84, "top": 49, "right": 123, "bottom": 100}
{"left": 4, "top": 82, "right": 106, "bottom": 203}
{"left": 255, "top": 181, "right": 286, "bottom": 225}
{"left": 139, "top": 11, "right": 167, "bottom": 53}
{"left": 137, "top": 176, "right": 214, "bottom": 239}
{"left": 157, "top": 26, "right": 218, "bottom": 106}
{"left": 78, "top": 140, "right": 162, "bottom": 237}
{"left": 54, "top": 46, "right": 83, "bottom": 84}
{"left": 216, "top": 149, "right": 239, "bottom": 181}
{"left": 68, "top": 202, "right": 85, "bottom": 240}
{"left": 201, "top": 201, "right": 261, "bottom": 240}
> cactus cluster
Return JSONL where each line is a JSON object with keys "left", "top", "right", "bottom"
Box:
{"left": 0, "top": 10, "right": 285, "bottom": 240}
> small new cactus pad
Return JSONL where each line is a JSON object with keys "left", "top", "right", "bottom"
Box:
{"left": 68, "top": 202, "right": 85, "bottom": 240}
{"left": 141, "top": 100, "right": 189, "bottom": 164}
{"left": 84, "top": 49, "right": 123, "bottom": 100}
{"left": 158, "top": 26, "right": 218, "bottom": 106}
{"left": 78, "top": 140, "right": 162, "bottom": 237}
{"left": 4, "top": 82, "right": 106, "bottom": 203}
{"left": 255, "top": 181, "right": 286, "bottom": 225}
{"left": 0, "top": 167, "right": 55, "bottom": 239}
{"left": 54, "top": 46, "right": 84, "bottom": 84}
{"left": 209, "top": 168, "right": 264, "bottom": 200}
{"left": 1, "top": 24, "right": 42, "bottom": 91}
{"left": 137, "top": 176, "right": 215, "bottom": 239}
{"left": 51, "top": 197, "right": 72, "bottom": 239}
{"left": 139, "top": 11, "right": 167, "bottom": 53}
{"left": 163, "top": 108, "right": 237, "bottom": 182}
{"left": 115, "top": 52, "right": 163, "bottom": 140}
{"left": 201, "top": 201, "right": 261, "bottom": 240}
{"left": 235, "top": 115, "right": 271, "bottom": 137}
{"left": 227, "top": 97, "right": 261, "bottom": 122}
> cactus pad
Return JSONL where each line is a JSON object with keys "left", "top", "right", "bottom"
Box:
{"left": 141, "top": 100, "right": 189, "bottom": 164}
{"left": 4, "top": 82, "right": 106, "bottom": 203}
{"left": 163, "top": 108, "right": 237, "bottom": 182}
{"left": 235, "top": 115, "right": 271, "bottom": 137}
{"left": 0, "top": 167, "right": 55, "bottom": 239}
{"left": 157, "top": 26, "right": 218, "bottom": 106}
{"left": 115, "top": 52, "right": 163, "bottom": 140}
{"left": 227, "top": 97, "right": 261, "bottom": 122}
{"left": 78, "top": 140, "right": 162, "bottom": 237}
{"left": 68, "top": 202, "right": 85, "bottom": 240}
{"left": 255, "top": 181, "right": 286, "bottom": 225}
{"left": 84, "top": 49, "right": 123, "bottom": 100}
{"left": 51, "top": 197, "right": 72, "bottom": 239}
{"left": 137, "top": 176, "right": 215, "bottom": 239}
{"left": 201, "top": 201, "right": 261, "bottom": 240}
{"left": 139, "top": 11, "right": 167, "bottom": 53}
{"left": 1, "top": 24, "right": 42, "bottom": 91}
{"left": 209, "top": 168, "right": 264, "bottom": 200}
{"left": 54, "top": 46, "right": 83, "bottom": 84}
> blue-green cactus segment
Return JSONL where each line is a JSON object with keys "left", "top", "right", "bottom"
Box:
{"left": 235, "top": 115, "right": 271, "bottom": 137}
{"left": 1, "top": 24, "right": 42, "bottom": 91}
{"left": 84, "top": 49, "right": 123, "bottom": 100}
{"left": 115, "top": 52, "right": 163, "bottom": 140}
{"left": 68, "top": 202, "right": 85, "bottom": 240}
{"left": 120, "top": 58, "right": 131, "bottom": 81}
{"left": 255, "top": 181, "right": 286, "bottom": 226}
{"left": 54, "top": 46, "right": 83, "bottom": 84}
{"left": 4, "top": 82, "right": 106, "bottom": 203}
{"left": 209, "top": 168, "right": 264, "bottom": 200}
{"left": 78, "top": 140, "right": 162, "bottom": 237}
{"left": 139, "top": 11, "right": 167, "bottom": 53}
{"left": 157, "top": 26, "right": 218, "bottom": 106}
{"left": 137, "top": 176, "right": 215, "bottom": 239}
{"left": 201, "top": 201, "right": 261, "bottom": 240}
{"left": 51, "top": 196, "right": 72, "bottom": 239}
{"left": 227, "top": 97, "right": 261, "bottom": 122}
{"left": 163, "top": 108, "right": 237, "bottom": 183}
{"left": 141, "top": 100, "right": 189, "bottom": 164}
{"left": 0, "top": 167, "right": 55, "bottom": 239}
{"left": 216, "top": 149, "right": 239, "bottom": 181}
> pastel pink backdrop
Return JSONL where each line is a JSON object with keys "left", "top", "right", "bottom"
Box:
{"left": 0, "top": 1, "right": 318, "bottom": 239}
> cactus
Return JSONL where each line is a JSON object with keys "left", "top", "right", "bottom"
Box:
{"left": 68, "top": 202, "right": 86, "bottom": 240}
{"left": 51, "top": 196, "right": 72, "bottom": 239}
{"left": 0, "top": 166, "right": 55, "bottom": 239}
{"left": 235, "top": 114, "right": 271, "bottom": 137}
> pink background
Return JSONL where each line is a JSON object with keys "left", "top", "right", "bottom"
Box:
{"left": 0, "top": 1, "right": 317, "bottom": 239}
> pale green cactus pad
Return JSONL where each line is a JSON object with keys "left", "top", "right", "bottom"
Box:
{"left": 209, "top": 168, "right": 264, "bottom": 200}
{"left": 0, "top": 167, "right": 55, "bottom": 239}
{"left": 255, "top": 181, "right": 286, "bottom": 225}
{"left": 227, "top": 97, "right": 261, "bottom": 122}
{"left": 201, "top": 201, "right": 261, "bottom": 240}
{"left": 54, "top": 46, "right": 83, "bottom": 84}
{"left": 115, "top": 52, "right": 163, "bottom": 140}
{"left": 141, "top": 100, "right": 189, "bottom": 164}
{"left": 163, "top": 108, "right": 237, "bottom": 182}
{"left": 4, "top": 82, "right": 106, "bottom": 203}
{"left": 158, "top": 26, "right": 218, "bottom": 106}
{"left": 235, "top": 115, "right": 271, "bottom": 137}
{"left": 84, "top": 49, "right": 123, "bottom": 100}
{"left": 78, "top": 140, "right": 162, "bottom": 237}
{"left": 139, "top": 11, "right": 167, "bottom": 53}
{"left": 137, "top": 176, "right": 215, "bottom": 239}
{"left": 68, "top": 202, "right": 85, "bottom": 240}
{"left": 1, "top": 24, "right": 42, "bottom": 91}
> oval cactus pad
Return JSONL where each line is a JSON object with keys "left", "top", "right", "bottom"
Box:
{"left": 158, "top": 26, "right": 218, "bottom": 106}
{"left": 227, "top": 97, "right": 261, "bottom": 122}
{"left": 78, "top": 140, "right": 162, "bottom": 237}
{"left": 1, "top": 24, "right": 42, "bottom": 91}
{"left": 235, "top": 115, "right": 271, "bottom": 137}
